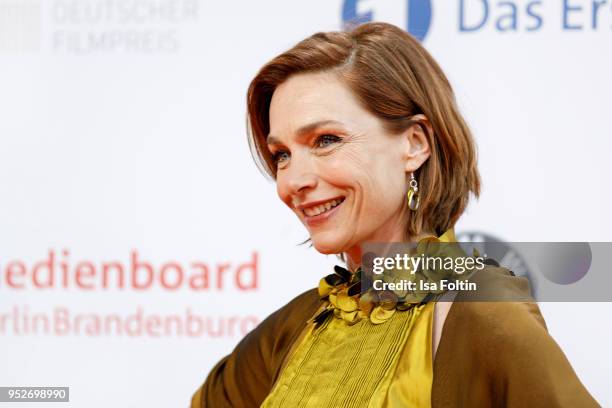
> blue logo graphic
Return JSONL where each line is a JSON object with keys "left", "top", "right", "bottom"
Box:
{"left": 341, "top": 0, "right": 432, "bottom": 42}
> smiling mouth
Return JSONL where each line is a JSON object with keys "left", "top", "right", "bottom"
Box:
{"left": 302, "top": 197, "right": 345, "bottom": 217}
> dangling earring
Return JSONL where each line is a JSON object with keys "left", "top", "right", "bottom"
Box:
{"left": 407, "top": 172, "right": 420, "bottom": 211}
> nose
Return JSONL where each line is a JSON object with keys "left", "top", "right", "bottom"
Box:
{"left": 289, "top": 172, "right": 317, "bottom": 194}
{"left": 278, "top": 151, "right": 318, "bottom": 201}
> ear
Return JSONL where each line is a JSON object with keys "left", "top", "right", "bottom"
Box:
{"left": 402, "top": 114, "right": 432, "bottom": 173}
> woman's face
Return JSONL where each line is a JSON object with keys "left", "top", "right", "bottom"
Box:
{"left": 267, "top": 71, "right": 428, "bottom": 264}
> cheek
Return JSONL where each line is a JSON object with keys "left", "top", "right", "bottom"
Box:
{"left": 318, "top": 158, "right": 355, "bottom": 186}
{"left": 319, "top": 148, "right": 403, "bottom": 205}
{"left": 318, "top": 144, "right": 372, "bottom": 185}
{"left": 356, "top": 160, "right": 406, "bottom": 212}
{"left": 276, "top": 176, "right": 293, "bottom": 208}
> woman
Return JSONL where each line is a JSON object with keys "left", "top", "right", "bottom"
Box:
{"left": 191, "top": 22, "right": 598, "bottom": 407}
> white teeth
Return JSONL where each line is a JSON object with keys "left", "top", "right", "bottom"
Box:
{"left": 303, "top": 198, "right": 344, "bottom": 217}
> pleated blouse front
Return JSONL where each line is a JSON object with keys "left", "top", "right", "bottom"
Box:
{"left": 260, "top": 298, "right": 436, "bottom": 407}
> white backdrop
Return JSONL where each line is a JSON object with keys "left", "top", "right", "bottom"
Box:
{"left": 1, "top": 0, "right": 611, "bottom": 406}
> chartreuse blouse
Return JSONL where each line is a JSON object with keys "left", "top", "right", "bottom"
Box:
{"left": 191, "top": 231, "right": 601, "bottom": 408}
{"left": 260, "top": 299, "right": 435, "bottom": 407}
{"left": 260, "top": 229, "right": 458, "bottom": 407}
{"left": 191, "top": 222, "right": 600, "bottom": 407}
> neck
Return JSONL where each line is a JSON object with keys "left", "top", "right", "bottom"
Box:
{"left": 346, "top": 248, "right": 362, "bottom": 273}
{"left": 343, "top": 229, "right": 438, "bottom": 273}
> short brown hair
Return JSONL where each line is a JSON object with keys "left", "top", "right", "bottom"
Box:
{"left": 247, "top": 22, "right": 480, "bottom": 239}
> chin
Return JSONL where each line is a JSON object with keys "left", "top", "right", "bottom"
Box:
{"left": 311, "top": 234, "right": 345, "bottom": 255}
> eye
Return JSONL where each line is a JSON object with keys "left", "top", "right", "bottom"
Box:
{"left": 314, "top": 134, "right": 342, "bottom": 148}
{"left": 270, "top": 150, "right": 290, "bottom": 166}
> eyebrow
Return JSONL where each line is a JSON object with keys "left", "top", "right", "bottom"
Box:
{"left": 266, "top": 120, "right": 344, "bottom": 145}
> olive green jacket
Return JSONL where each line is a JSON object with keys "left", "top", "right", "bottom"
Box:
{"left": 191, "top": 267, "right": 599, "bottom": 407}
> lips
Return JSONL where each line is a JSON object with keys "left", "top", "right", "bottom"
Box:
{"left": 301, "top": 197, "right": 346, "bottom": 227}
{"left": 302, "top": 197, "right": 345, "bottom": 217}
